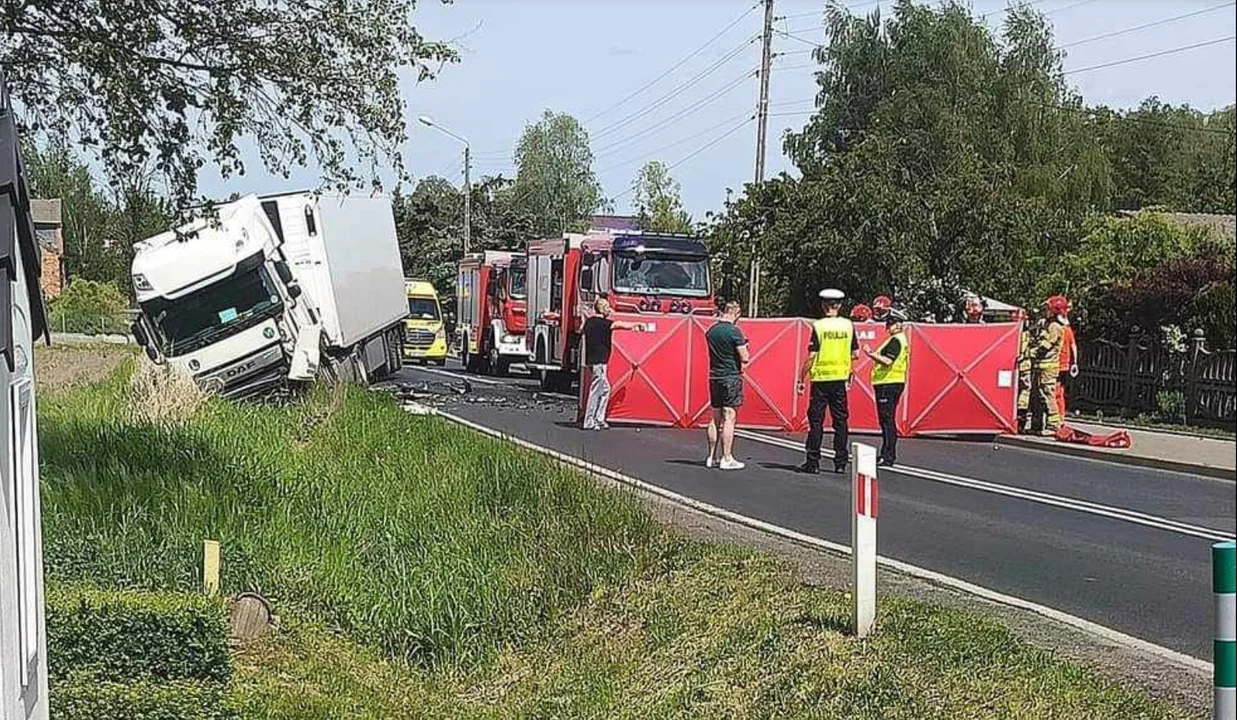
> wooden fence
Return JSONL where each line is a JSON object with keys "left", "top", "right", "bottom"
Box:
{"left": 1074, "top": 329, "right": 1236, "bottom": 428}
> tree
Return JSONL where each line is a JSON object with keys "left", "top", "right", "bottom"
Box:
{"left": 3, "top": 0, "right": 456, "bottom": 208}
{"left": 631, "top": 161, "right": 692, "bottom": 234}
{"left": 393, "top": 173, "right": 539, "bottom": 308}
{"left": 513, "top": 111, "right": 606, "bottom": 234}
{"left": 25, "top": 138, "right": 172, "bottom": 292}
{"left": 710, "top": 1, "right": 1103, "bottom": 318}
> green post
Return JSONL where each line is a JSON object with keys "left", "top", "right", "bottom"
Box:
{"left": 1216, "top": 541, "right": 1235, "bottom": 720}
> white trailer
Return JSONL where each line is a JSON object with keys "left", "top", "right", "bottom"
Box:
{"left": 131, "top": 192, "right": 408, "bottom": 396}
{"left": 2, "top": 86, "right": 51, "bottom": 720}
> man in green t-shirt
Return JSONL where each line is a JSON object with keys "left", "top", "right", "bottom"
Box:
{"left": 704, "top": 301, "right": 750, "bottom": 471}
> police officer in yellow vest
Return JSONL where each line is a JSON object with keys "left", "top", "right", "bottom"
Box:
{"left": 796, "top": 289, "right": 860, "bottom": 474}
{"left": 865, "top": 309, "right": 909, "bottom": 467}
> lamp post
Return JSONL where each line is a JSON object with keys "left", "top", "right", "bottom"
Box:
{"left": 418, "top": 115, "right": 470, "bottom": 255}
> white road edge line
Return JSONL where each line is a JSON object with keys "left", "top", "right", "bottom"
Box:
{"left": 402, "top": 368, "right": 1233, "bottom": 542}
{"left": 428, "top": 406, "right": 1212, "bottom": 677}
{"left": 734, "top": 429, "right": 1235, "bottom": 543}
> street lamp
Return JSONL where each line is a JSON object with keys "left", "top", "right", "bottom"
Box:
{"left": 418, "top": 115, "right": 470, "bottom": 255}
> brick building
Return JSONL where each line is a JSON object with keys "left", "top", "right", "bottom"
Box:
{"left": 31, "top": 198, "right": 64, "bottom": 298}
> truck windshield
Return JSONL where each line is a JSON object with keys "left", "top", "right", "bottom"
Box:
{"left": 508, "top": 265, "right": 527, "bottom": 299}
{"left": 613, "top": 253, "right": 710, "bottom": 297}
{"left": 408, "top": 297, "right": 440, "bottom": 321}
{"left": 141, "top": 259, "right": 282, "bottom": 357}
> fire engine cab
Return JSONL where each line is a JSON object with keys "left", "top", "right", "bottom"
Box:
{"left": 456, "top": 250, "right": 528, "bottom": 375}
{"left": 525, "top": 231, "right": 713, "bottom": 391}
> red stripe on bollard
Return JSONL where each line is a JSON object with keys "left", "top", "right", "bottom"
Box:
{"left": 871, "top": 477, "right": 879, "bottom": 518}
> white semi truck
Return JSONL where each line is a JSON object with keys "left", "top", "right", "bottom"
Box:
{"left": 130, "top": 192, "right": 408, "bottom": 397}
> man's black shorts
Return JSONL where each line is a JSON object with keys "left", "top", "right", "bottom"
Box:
{"left": 709, "top": 376, "right": 744, "bottom": 409}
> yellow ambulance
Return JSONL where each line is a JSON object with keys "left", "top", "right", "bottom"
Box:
{"left": 403, "top": 279, "right": 447, "bottom": 365}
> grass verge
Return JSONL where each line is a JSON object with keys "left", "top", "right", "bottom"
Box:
{"left": 39, "top": 367, "right": 659, "bottom": 666}
{"left": 38, "top": 366, "right": 1200, "bottom": 718}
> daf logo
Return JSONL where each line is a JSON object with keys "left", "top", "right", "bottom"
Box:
{"left": 221, "top": 358, "right": 259, "bottom": 379}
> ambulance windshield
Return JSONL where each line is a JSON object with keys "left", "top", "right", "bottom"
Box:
{"left": 612, "top": 252, "right": 710, "bottom": 297}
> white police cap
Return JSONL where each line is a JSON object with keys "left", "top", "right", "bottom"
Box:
{"left": 818, "top": 288, "right": 845, "bottom": 301}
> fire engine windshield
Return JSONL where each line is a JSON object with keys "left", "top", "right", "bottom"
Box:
{"left": 140, "top": 255, "right": 282, "bottom": 357}
{"left": 613, "top": 252, "right": 710, "bottom": 297}
{"left": 508, "top": 264, "right": 527, "bottom": 299}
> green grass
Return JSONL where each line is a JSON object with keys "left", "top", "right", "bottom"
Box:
{"left": 229, "top": 545, "right": 1194, "bottom": 719}
{"left": 38, "top": 364, "right": 659, "bottom": 666}
{"left": 38, "top": 365, "right": 1198, "bottom": 718}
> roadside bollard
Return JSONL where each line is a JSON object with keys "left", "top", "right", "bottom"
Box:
{"left": 1218, "top": 541, "right": 1236, "bottom": 720}
{"left": 851, "top": 442, "right": 878, "bottom": 638}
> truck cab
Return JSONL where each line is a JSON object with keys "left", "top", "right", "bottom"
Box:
{"left": 457, "top": 251, "right": 528, "bottom": 375}
{"left": 130, "top": 196, "right": 307, "bottom": 397}
{"left": 525, "top": 231, "right": 713, "bottom": 391}
{"left": 131, "top": 193, "right": 407, "bottom": 397}
{"left": 403, "top": 279, "right": 446, "bottom": 365}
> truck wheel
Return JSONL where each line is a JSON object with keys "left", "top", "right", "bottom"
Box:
{"left": 388, "top": 328, "right": 404, "bottom": 373}
{"left": 461, "top": 333, "right": 475, "bottom": 373}
{"left": 488, "top": 334, "right": 508, "bottom": 377}
{"left": 536, "top": 340, "right": 554, "bottom": 392}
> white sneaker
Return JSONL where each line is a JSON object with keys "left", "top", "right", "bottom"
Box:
{"left": 719, "top": 457, "right": 745, "bottom": 471}
{"left": 705, "top": 456, "right": 716, "bottom": 468}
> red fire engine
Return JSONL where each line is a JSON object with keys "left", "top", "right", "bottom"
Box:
{"left": 525, "top": 231, "right": 714, "bottom": 391}
{"left": 456, "top": 250, "right": 528, "bottom": 375}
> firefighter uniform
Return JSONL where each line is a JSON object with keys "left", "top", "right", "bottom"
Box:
{"left": 1032, "top": 318, "right": 1065, "bottom": 431}
{"left": 1016, "top": 323, "right": 1033, "bottom": 431}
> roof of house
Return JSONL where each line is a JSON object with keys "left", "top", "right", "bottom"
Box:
{"left": 1118, "top": 210, "right": 1235, "bottom": 239}
{"left": 32, "top": 198, "right": 62, "bottom": 225}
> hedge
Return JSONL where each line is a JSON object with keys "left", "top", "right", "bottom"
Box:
{"left": 51, "top": 673, "right": 238, "bottom": 720}
{"left": 46, "top": 584, "right": 231, "bottom": 684}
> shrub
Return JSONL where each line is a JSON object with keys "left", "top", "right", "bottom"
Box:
{"left": 46, "top": 584, "right": 231, "bottom": 684}
{"left": 47, "top": 279, "right": 130, "bottom": 335}
{"left": 128, "top": 356, "right": 207, "bottom": 424}
{"left": 1079, "top": 245, "right": 1235, "bottom": 344}
{"left": 52, "top": 673, "right": 237, "bottom": 720}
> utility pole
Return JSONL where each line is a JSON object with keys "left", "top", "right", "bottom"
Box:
{"left": 463, "top": 145, "right": 471, "bottom": 255}
{"left": 748, "top": 0, "right": 774, "bottom": 317}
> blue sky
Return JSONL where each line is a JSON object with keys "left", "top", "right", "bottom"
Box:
{"left": 198, "top": 0, "right": 1237, "bottom": 218}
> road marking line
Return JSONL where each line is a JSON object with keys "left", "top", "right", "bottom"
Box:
{"left": 734, "top": 429, "right": 1235, "bottom": 543}
{"left": 431, "top": 407, "right": 1212, "bottom": 676}
{"left": 405, "top": 368, "right": 1234, "bottom": 540}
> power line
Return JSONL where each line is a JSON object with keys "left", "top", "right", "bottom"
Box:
{"left": 583, "top": 2, "right": 760, "bottom": 124}
{"left": 1057, "top": 1, "right": 1236, "bottom": 50}
{"left": 611, "top": 118, "right": 755, "bottom": 203}
{"left": 591, "top": 69, "right": 756, "bottom": 156}
{"left": 591, "top": 36, "right": 756, "bottom": 140}
{"left": 779, "top": 0, "right": 881, "bottom": 22}
{"left": 597, "top": 113, "right": 754, "bottom": 173}
{"left": 1063, "top": 35, "right": 1235, "bottom": 75}
{"left": 774, "top": 28, "right": 821, "bottom": 49}
{"left": 1043, "top": 0, "right": 1098, "bottom": 17}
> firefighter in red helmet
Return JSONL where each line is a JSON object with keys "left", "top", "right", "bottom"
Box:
{"left": 851, "top": 303, "right": 873, "bottom": 322}
{"left": 1055, "top": 298, "right": 1078, "bottom": 420}
{"left": 1030, "top": 296, "right": 1068, "bottom": 432}
{"left": 872, "top": 295, "right": 892, "bottom": 323}
{"left": 964, "top": 295, "right": 985, "bottom": 324}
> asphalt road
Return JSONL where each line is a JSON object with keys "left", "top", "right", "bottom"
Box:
{"left": 393, "top": 361, "right": 1236, "bottom": 661}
